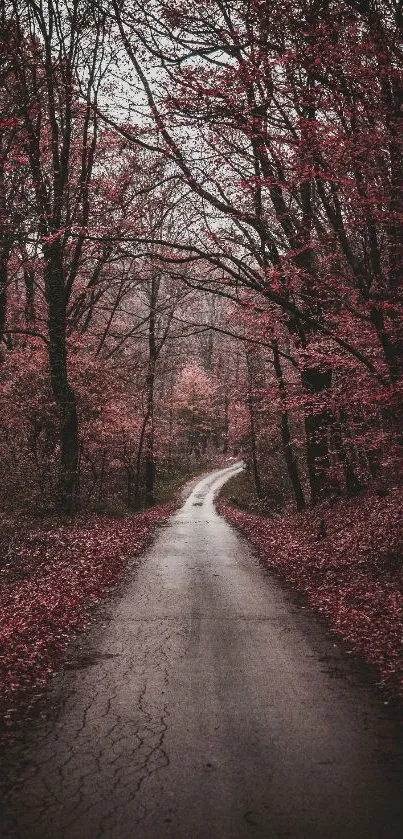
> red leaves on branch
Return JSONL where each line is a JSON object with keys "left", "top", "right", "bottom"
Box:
{"left": 217, "top": 491, "right": 403, "bottom": 697}
{"left": 0, "top": 505, "right": 174, "bottom": 727}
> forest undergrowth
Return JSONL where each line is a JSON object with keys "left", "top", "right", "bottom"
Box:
{"left": 218, "top": 481, "right": 403, "bottom": 700}
{"left": 0, "top": 503, "right": 174, "bottom": 731}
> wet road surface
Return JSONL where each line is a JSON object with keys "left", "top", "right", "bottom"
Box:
{"left": 1, "top": 464, "right": 403, "bottom": 838}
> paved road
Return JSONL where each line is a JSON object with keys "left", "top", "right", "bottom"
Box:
{"left": 1, "top": 464, "right": 403, "bottom": 838}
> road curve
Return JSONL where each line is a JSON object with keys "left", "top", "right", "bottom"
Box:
{"left": 1, "top": 464, "right": 403, "bottom": 838}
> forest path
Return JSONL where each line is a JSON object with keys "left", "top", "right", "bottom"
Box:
{"left": 1, "top": 464, "right": 403, "bottom": 838}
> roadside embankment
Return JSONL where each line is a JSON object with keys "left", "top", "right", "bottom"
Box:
{"left": 217, "top": 485, "right": 403, "bottom": 699}
{"left": 0, "top": 505, "right": 174, "bottom": 729}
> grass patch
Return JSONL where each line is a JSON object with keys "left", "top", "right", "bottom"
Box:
{"left": 155, "top": 461, "right": 213, "bottom": 505}
{"left": 219, "top": 469, "right": 284, "bottom": 515}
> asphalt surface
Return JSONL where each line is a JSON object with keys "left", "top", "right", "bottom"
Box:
{"left": 1, "top": 463, "right": 403, "bottom": 839}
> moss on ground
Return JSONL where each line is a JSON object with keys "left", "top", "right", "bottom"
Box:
{"left": 219, "top": 469, "right": 285, "bottom": 516}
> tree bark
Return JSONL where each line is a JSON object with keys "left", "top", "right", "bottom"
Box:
{"left": 0, "top": 247, "right": 8, "bottom": 350}
{"left": 246, "top": 350, "right": 263, "bottom": 499}
{"left": 271, "top": 341, "right": 305, "bottom": 511}
{"left": 144, "top": 272, "right": 158, "bottom": 506}
{"left": 0, "top": 158, "right": 10, "bottom": 351}
{"left": 332, "top": 409, "right": 364, "bottom": 497}
{"left": 301, "top": 366, "right": 337, "bottom": 504}
{"left": 44, "top": 243, "right": 79, "bottom": 514}
{"left": 144, "top": 362, "right": 156, "bottom": 506}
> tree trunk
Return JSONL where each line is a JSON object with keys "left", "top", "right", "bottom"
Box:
{"left": 21, "top": 245, "right": 36, "bottom": 324}
{"left": 370, "top": 305, "right": 403, "bottom": 383}
{"left": 222, "top": 390, "right": 229, "bottom": 455}
{"left": 0, "top": 155, "right": 9, "bottom": 352}
{"left": 301, "top": 366, "right": 337, "bottom": 504}
{"left": 134, "top": 416, "right": 148, "bottom": 507}
{"left": 331, "top": 409, "right": 364, "bottom": 496}
{"left": 144, "top": 273, "right": 158, "bottom": 506}
{"left": 44, "top": 243, "right": 79, "bottom": 515}
{"left": 144, "top": 365, "right": 156, "bottom": 507}
{"left": 271, "top": 341, "right": 305, "bottom": 511}
{"left": 370, "top": 305, "right": 403, "bottom": 451}
{"left": 0, "top": 246, "right": 8, "bottom": 351}
{"left": 246, "top": 351, "right": 263, "bottom": 499}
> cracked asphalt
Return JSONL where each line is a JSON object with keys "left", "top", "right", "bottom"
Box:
{"left": 1, "top": 463, "right": 403, "bottom": 838}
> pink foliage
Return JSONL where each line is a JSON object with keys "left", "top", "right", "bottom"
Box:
{"left": 174, "top": 362, "right": 217, "bottom": 425}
